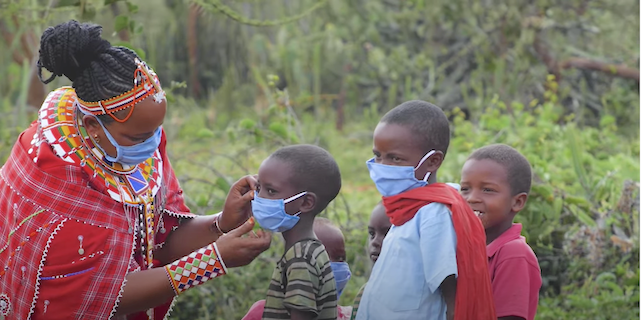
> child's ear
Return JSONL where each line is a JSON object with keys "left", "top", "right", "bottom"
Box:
{"left": 425, "top": 150, "right": 445, "bottom": 172}
{"left": 300, "top": 192, "right": 317, "bottom": 214}
{"left": 511, "top": 193, "right": 528, "bottom": 213}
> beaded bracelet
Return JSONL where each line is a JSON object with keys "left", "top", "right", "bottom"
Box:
{"left": 164, "top": 242, "right": 228, "bottom": 296}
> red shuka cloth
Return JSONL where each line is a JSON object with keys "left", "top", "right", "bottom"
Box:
{"left": 383, "top": 183, "right": 497, "bottom": 320}
{"left": 0, "top": 88, "right": 194, "bottom": 320}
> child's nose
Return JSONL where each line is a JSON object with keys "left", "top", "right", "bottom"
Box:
{"left": 465, "top": 191, "right": 482, "bottom": 203}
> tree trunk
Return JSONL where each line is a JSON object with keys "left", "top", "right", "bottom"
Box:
{"left": 187, "top": 3, "right": 202, "bottom": 97}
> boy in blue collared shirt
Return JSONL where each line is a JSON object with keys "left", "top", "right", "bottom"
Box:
{"left": 355, "top": 100, "right": 495, "bottom": 320}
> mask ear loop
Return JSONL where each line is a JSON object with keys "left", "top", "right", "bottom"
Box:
{"left": 284, "top": 191, "right": 308, "bottom": 204}
{"left": 284, "top": 191, "right": 308, "bottom": 217}
{"left": 414, "top": 150, "right": 436, "bottom": 182}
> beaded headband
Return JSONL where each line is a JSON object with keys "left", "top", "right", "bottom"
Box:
{"left": 76, "top": 58, "right": 166, "bottom": 123}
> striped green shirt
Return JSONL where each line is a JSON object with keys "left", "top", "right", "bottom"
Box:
{"left": 350, "top": 283, "right": 367, "bottom": 320}
{"left": 262, "top": 239, "right": 338, "bottom": 320}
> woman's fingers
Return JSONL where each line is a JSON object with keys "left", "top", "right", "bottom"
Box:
{"left": 232, "top": 175, "right": 258, "bottom": 194}
{"left": 215, "top": 218, "right": 271, "bottom": 268}
{"left": 226, "top": 217, "right": 254, "bottom": 237}
{"left": 221, "top": 175, "right": 258, "bottom": 231}
{"left": 241, "top": 189, "right": 255, "bottom": 203}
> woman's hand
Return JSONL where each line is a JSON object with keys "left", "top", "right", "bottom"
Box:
{"left": 215, "top": 218, "right": 272, "bottom": 268}
{"left": 115, "top": 219, "right": 271, "bottom": 317}
{"left": 219, "top": 175, "right": 257, "bottom": 232}
{"left": 156, "top": 174, "right": 260, "bottom": 266}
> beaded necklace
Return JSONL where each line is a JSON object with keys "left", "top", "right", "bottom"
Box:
{"left": 38, "top": 87, "right": 163, "bottom": 270}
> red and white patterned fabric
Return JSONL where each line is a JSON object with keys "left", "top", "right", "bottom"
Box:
{"left": 165, "top": 243, "right": 227, "bottom": 295}
{"left": 0, "top": 88, "right": 194, "bottom": 320}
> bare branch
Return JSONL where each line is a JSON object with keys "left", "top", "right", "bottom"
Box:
{"left": 559, "top": 58, "right": 639, "bottom": 82}
{"left": 533, "top": 31, "right": 562, "bottom": 81}
{"left": 533, "top": 29, "right": 639, "bottom": 83}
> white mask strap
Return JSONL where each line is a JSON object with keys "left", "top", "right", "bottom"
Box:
{"left": 414, "top": 150, "right": 436, "bottom": 182}
{"left": 414, "top": 150, "right": 436, "bottom": 171}
{"left": 284, "top": 191, "right": 308, "bottom": 204}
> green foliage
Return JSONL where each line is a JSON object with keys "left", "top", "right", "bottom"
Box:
{"left": 0, "top": 1, "right": 638, "bottom": 320}
{"left": 538, "top": 269, "right": 640, "bottom": 319}
{"left": 192, "top": 0, "right": 329, "bottom": 27}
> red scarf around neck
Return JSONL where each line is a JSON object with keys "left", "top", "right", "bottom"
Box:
{"left": 382, "top": 183, "right": 496, "bottom": 320}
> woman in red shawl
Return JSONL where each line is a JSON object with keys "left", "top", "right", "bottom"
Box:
{"left": 0, "top": 20, "right": 271, "bottom": 320}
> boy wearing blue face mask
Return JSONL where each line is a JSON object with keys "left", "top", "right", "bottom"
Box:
{"left": 252, "top": 144, "right": 342, "bottom": 320}
{"left": 355, "top": 101, "right": 495, "bottom": 320}
{"left": 243, "top": 217, "right": 353, "bottom": 320}
{"left": 313, "top": 218, "right": 352, "bottom": 301}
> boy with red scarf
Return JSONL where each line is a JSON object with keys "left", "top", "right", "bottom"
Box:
{"left": 354, "top": 101, "right": 495, "bottom": 320}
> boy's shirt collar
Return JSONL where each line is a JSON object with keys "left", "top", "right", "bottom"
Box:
{"left": 445, "top": 182, "right": 461, "bottom": 190}
{"left": 486, "top": 223, "right": 523, "bottom": 258}
{"left": 405, "top": 182, "right": 459, "bottom": 193}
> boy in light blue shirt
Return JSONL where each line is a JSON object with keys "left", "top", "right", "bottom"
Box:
{"left": 355, "top": 100, "right": 495, "bottom": 320}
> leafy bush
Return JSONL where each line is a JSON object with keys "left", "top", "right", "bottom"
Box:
{"left": 0, "top": 1, "right": 638, "bottom": 319}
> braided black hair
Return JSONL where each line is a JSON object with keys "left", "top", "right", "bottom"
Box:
{"left": 38, "top": 20, "right": 140, "bottom": 123}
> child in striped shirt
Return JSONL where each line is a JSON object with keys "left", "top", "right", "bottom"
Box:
{"left": 251, "top": 144, "right": 342, "bottom": 320}
{"left": 243, "top": 218, "right": 354, "bottom": 320}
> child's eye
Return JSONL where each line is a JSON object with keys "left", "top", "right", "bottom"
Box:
{"left": 460, "top": 187, "right": 469, "bottom": 192}
{"left": 368, "top": 229, "right": 375, "bottom": 239}
{"left": 267, "top": 188, "right": 277, "bottom": 195}
{"left": 483, "top": 188, "right": 495, "bottom": 193}
{"left": 392, "top": 156, "right": 402, "bottom": 163}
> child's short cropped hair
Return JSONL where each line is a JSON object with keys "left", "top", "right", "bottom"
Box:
{"left": 380, "top": 100, "right": 451, "bottom": 155}
{"left": 467, "top": 144, "right": 532, "bottom": 195}
{"left": 269, "top": 144, "right": 342, "bottom": 212}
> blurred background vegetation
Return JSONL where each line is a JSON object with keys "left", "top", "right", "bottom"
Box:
{"left": 1, "top": 0, "right": 639, "bottom": 319}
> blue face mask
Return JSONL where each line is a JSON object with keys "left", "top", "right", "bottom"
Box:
{"left": 93, "top": 117, "right": 162, "bottom": 167}
{"left": 366, "top": 150, "right": 436, "bottom": 197}
{"left": 251, "top": 192, "right": 307, "bottom": 233}
{"left": 330, "top": 261, "right": 351, "bottom": 299}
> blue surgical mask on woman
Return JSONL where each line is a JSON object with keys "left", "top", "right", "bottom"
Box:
{"left": 251, "top": 192, "right": 307, "bottom": 233}
{"left": 89, "top": 115, "right": 162, "bottom": 166}
{"left": 330, "top": 261, "right": 351, "bottom": 299}
{"left": 366, "top": 150, "right": 436, "bottom": 197}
